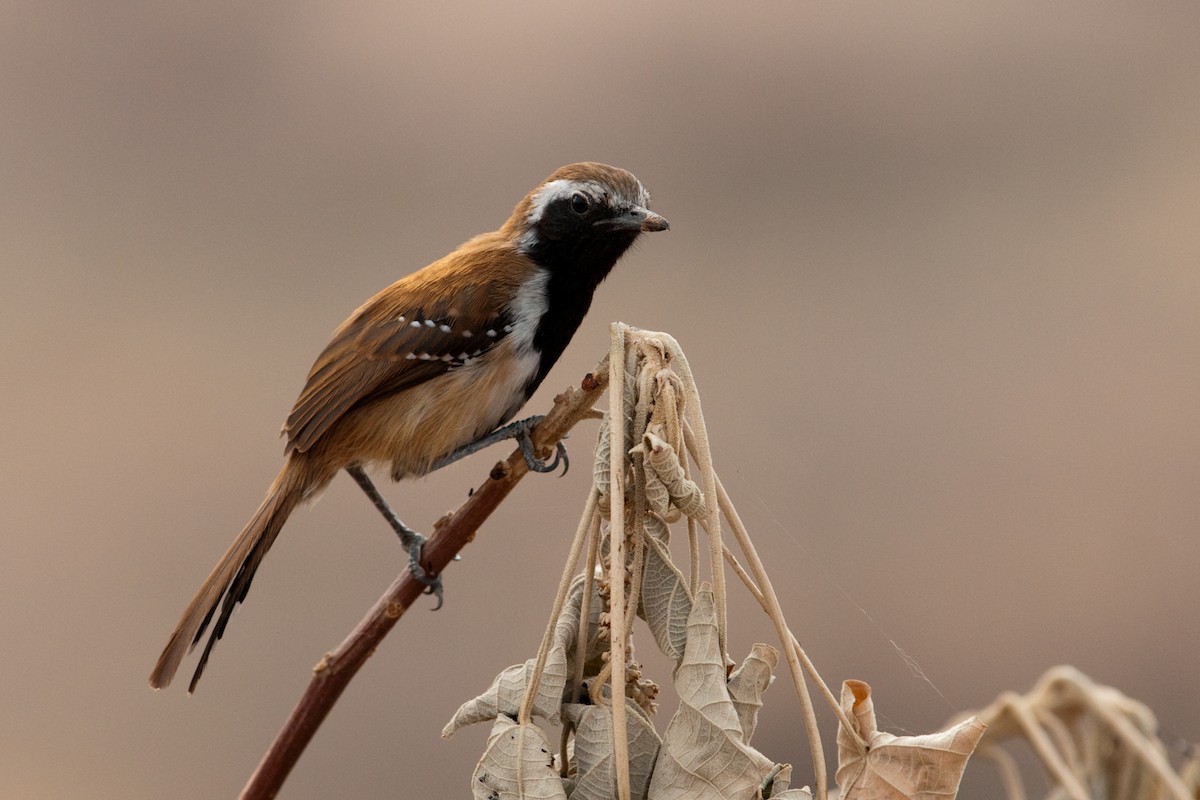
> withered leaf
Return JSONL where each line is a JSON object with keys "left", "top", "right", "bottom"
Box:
{"left": 836, "top": 679, "right": 986, "bottom": 800}
{"left": 638, "top": 515, "right": 692, "bottom": 663}
{"left": 647, "top": 585, "right": 785, "bottom": 799}
{"left": 445, "top": 578, "right": 604, "bottom": 737}
{"left": 563, "top": 700, "right": 661, "bottom": 800}
{"left": 472, "top": 717, "right": 566, "bottom": 800}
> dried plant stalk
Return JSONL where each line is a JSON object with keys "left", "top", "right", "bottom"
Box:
{"left": 606, "top": 323, "right": 633, "bottom": 800}
{"left": 960, "top": 666, "right": 1194, "bottom": 800}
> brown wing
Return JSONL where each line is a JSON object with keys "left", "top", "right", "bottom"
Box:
{"left": 284, "top": 264, "right": 519, "bottom": 454}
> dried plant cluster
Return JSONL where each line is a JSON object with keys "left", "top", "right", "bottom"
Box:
{"left": 962, "top": 666, "right": 1198, "bottom": 800}
{"left": 441, "top": 324, "right": 987, "bottom": 800}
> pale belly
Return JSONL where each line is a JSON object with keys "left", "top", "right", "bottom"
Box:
{"left": 328, "top": 344, "right": 541, "bottom": 480}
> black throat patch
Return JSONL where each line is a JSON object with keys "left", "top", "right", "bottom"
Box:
{"left": 522, "top": 228, "right": 640, "bottom": 397}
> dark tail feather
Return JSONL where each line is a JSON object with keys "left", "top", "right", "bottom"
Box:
{"left": 148, "top": 458, "right": 312, "bottom": 692}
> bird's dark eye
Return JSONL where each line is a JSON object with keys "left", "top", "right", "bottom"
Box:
{"left": 569, "top": 193, "right": 590, "bottom": 215}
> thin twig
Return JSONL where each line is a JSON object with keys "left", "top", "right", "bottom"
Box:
{"left": 977, "top": 744, "right": 1028, "bottom": 800}
{"left": 518, "top": 488, "right": 599, "bottom": 725}
{"left": 716, "top": 539, "right": 860, "bottom": 744}
{"left": 685, "top": 463, "right": 700, "bottom": 597}
{"left": 606, "top": 323, "right": 632, "bottom": 800}
{"left": 571, "top": 515, "right": 601, "bottom": 704}
{"left": 694, "top": 443, "right": 830, "bottom": 800}
{"left": 1006, "top": 698, "right": 1091, "bottom": 800}
{"left": 239, "top": 357, "right": 611, "bottom": 800}
{"left": 658, "top": 332, "right": 728, "bottom": 660}
{"left": 562, "top": 512, "right": 602, "bottom": 777}
{"left": 1063, "top": 671, "right": 1194, "bottom": 800}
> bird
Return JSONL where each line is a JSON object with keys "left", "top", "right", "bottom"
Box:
{"left": 147, "top": 162, "right": 668, "bottom": 692}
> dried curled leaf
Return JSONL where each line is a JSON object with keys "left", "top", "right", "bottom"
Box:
{"left": 445, "top": 578, "right": 605, "bottom": 737}
{"left": 727, "top": 642, "right": 779, "bottom": 744}
{"left": 641, "top": 430, "right": 705, "bottom": 520}
{"left": 638, "top": 514, "right": 692, "bottom": 663}
{"left": 647, "top": 369, "right": 686, "bottom": 455}
{"left": 760, "top": 764, "right": 812, "bottom": 799}
{"left": 443, "top": 648, "right": 568, "bottom": 737}
{"left": 647, "top": 585, "right": 784, "bottom": 799}
{"left": 837, "top": 680, "right": 985, "bottom": 800}
{"left": 563, "top": 700, "right": 661, "bottom": 800}
{"left": 472, "top": 717, "right": 566, "bottom": 800}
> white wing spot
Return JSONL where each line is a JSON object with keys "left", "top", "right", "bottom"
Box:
{"left": 409, "top": 320, "right": 422, "bottom": 329}
{"left": 462, "top": 330, "right": 473, "bottom": 338}
{"left": 404, "top": 353, "right": 416, "bottom": 360}
{"left": 503, "top": 324, "right": 513, "bottom": 333}
{"left": 397, "top": 315, "right": 406, "bottom": 322}
{"left": 424, "top": 319, "right": 436, "bottom": 328}
{"left": 439, "top": 324, "right": 451, "bottom": 333}
{"left": 486, "top": 329, "right": 497, "bottom": 338}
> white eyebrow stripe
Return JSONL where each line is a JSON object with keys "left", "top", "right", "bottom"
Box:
{"left": 525, "top": 178, "right": 651, "bottom": 224}
{"left": 525, "top": 179, "right": 605, "bottom": 226}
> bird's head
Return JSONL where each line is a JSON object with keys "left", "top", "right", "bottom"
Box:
{"left": 504, "top": 162, "right": 669, "bottom": 280}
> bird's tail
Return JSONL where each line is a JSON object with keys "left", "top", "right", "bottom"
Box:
{"left": 148, "top": 457, "right": 315, "bottom": 692}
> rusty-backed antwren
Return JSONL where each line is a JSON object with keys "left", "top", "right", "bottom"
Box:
{"left": 149, "top": 162, "right": 668, "bottom": 692}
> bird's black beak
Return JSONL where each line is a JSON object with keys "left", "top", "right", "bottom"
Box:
{"left": 600, "top": 205, "right": 670, "bottom": 233}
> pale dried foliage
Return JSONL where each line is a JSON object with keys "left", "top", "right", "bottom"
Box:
{"left": 443, "top": 324, "right": 991, "bottom": 800}
{"left": 444, "top": 325, "right": 1198, "bottom": 800}
{"left": 959, "top": 666, "right": 1198, "bottom": 800}
{"left": 838, "top": 680, "right": 986, "bottom": 800}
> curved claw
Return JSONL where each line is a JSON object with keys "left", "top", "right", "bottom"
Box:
{"left": 422, "top": 577, "right": 444, "bottom": 611}
{"left": 406, "top": 536, "right": 444, "bottom": 610}
{"left": 518, "top": 431, "right": 570, "bottom": 475}
{"left": 554, "top": 441, "right": 570, "bottom": 476}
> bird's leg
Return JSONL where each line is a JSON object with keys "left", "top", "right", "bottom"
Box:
{"left": 430, "top": 415, "right": 569, "bottom": 475}
{"left": 345, "top": 464, "right": 443, "bottom": 609}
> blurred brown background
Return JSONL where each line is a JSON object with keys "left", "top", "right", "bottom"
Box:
{"left": 2, "top": 1, "right": 1198, "bottom": 797}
